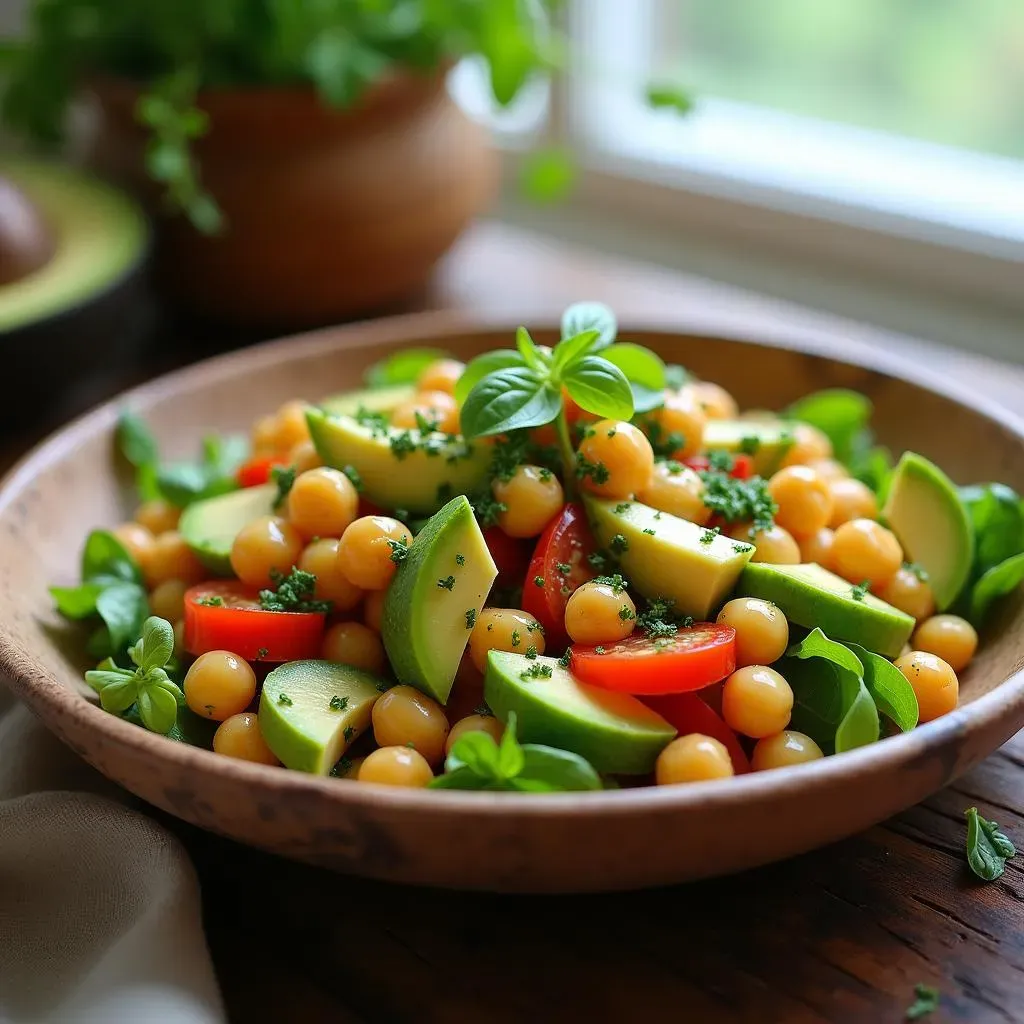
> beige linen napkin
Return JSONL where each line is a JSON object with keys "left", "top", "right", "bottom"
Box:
{"left": 0, "top": 685, "right": 226, "bottom": 1024}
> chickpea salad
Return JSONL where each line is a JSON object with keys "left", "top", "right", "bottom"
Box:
{"left": 49, "top": 303, "right": 1024, "bottom": 792}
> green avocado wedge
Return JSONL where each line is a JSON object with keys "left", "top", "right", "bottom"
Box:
{"left": 259, "top": 660, "right": 383, "bottom": 774}
{"left": 179, "top": 483, "right": 276, "bottom": 574}
{"left": 484, "top": 652, "right": 677, "bottom": 774}
{"left": 382, "top": 496, "right": 497, "bottom": 705}
{"left": 702, "top": 418, "right": 794, "bottom": 475}
{"left": 306, "top": 409, "right": 491, "bottom": 516}
{"left": 319, "top": 384, "right": 414, "bottom": 419}
{"left": 882, "top": 452, "right": 973, "bottom": 610}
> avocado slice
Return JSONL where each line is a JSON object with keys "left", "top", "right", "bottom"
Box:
{"left": 484, "top": 651, "right": 677, "bottom": 774}
{"left": 382, "top": 496, "right": 497, "bottom": 704}
{"left": 737, "top": 562, "right": 914, "bottom": 657}
{"left": 306, "top": 409, "right": 491, "bottom": 516}
{"left": 179, "top": 483, "right": 277, "bottom": 574}
{"left": 584, "top": 496, "right": 754, "bottom": 619}
{"left": 881, "top": 452, "right": 973, "bottom": 610}
{"left": 703, "top": 419, "right": 794, "bottom": 475}
{"left": 319, "top": 384, "right": 414, "bottom": 419}
{"left": 259, "top": 660, "right": 383, "bottom": 774}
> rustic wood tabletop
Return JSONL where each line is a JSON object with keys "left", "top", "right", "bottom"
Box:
{"left": 5, "top": 222, "right": 1023, "bottom": 1023}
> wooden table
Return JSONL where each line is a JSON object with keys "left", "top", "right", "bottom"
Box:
{"left": 10, "top": 223, "right": 1024, "bottom": 1022}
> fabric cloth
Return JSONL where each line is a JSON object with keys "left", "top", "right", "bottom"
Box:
{"left": 0, "top": 685, "right": 225, "bottom": 1024}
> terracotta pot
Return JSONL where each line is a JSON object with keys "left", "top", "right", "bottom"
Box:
{"left": 80, "top": 73, "right": 497, "bottom": 328}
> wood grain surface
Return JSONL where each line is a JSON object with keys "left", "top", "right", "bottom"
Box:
{"left": 6, "top": 221, "right": 1024, "bottom": 1021}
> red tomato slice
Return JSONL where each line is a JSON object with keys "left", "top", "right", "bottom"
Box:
{"left": 641, "top": 692, "right": 750, "bottom": 774}
{"left": 570, "top": 623, "right": 736, "bottom": 695}
{"left": 482, "top": 527, "right": 533, "bottom": 587}
{"left": 183, "top": 582, "right": 326, "bottom": 663}
{"left": 683, "top": 454, "right": 753, "bottom": 479}
{"left": 237, "top": 455, "right": 286, "bottom": 488}
{"left": 521, "top": 503, "right": 596, "bottom": 649}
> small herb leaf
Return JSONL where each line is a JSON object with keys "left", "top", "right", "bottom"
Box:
{"left": 600, "top": 343, "right": 666, "bottom": 413}
{"left": 562, "top": 356, "right": 634, "bottom": 421}
{"left": 454, "top": 349, "right": 524, "bottom": 404}
{"left": 460, "top": 367, "right": 561, "bottom": 440}
{"left": 561, "top": 302, "right": 617, "bottom": 351}
{"left": 965, "top": 806, "right": 1017, "bottom": 881}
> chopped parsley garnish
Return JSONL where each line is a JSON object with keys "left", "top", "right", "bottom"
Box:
{"left": 525, "top": 645, "right": 538, "bottom": 658}
{"left": 850, "top": 580, "right": 870, "bottom": 602}
{"left": 576, "top": 452, "right": 610, "bottom": 485}
{"left": 556, "top": 561, "right": 572, "bottom": 575}
{"left": 341, "top": 464, "right": 364, "bottom": 493}
{"left": 558, "top": 650, "right": 572, "bottom": 669}
{"left": 465, "top": 608, "right": 476, "bottom": 629}
{"left": 470, "top": 490, "right": 507, "bottom": 529}
{"left": 277, "top": 693, "right": 293, "bottom": 706}
{"left": 526, "top": 620, "right": 544, "bottom": 634}
{"left": 259, "top": 568, "right": 331, "bottom": 613}
{"left": 490, "top": 431, "right": 532, "bottom": 482}
{"left": 343, "top": 726, "right": 355, "bottom": 741}
{"left": 636, "top": 597, "right": 692, "bottom": 639}
{"left": 197, "top": 595, "right": 223, "bottom": 607}
{"left": 707, "top": 450, "right": 734, "bottom": 472}
{"left": 619, "top": 605, "right": 636, "bottom": 621}
{"left": 905, "top": 561, "right": 929, "bottom": 581}
{"left": 256, "top": 647, "right": 269, "bottom": 660}
{"left": 699, "top": 470, "right": 777, "bottom": 532}
{"left": 593, "top": 574, "right": 628, "bottom": 594}
{"left": 456, "top": 553, "right": 466, "bottom": 566}
{"left": 700, "top": 526, "right": 722, "bottom": 545}
{"left": 520, "top": 663, "right": 553, "bottom": 680}
{"left": 533, "top": 575, "right": 545, "bottom": 588}
{"left": 643, "top": 418, "right": 685, "bottom": 458}
{"left": 389, "top": 431, "right": 417, "bottom": 460}
{"left": 662, "top": 460, "right": 684, "bottom": 475}
{"left": 539, "top": 467, "right": 553, "bottom": 482}
{"left": 587, "top": 550, "right": 609, "bottom": 571}
{"left": 738, "top": 435, "right": 761, "bottom": 455}
{"left": 329, "top": 695, "right": 348, "bottom": 711}
{"left": 414, "top": 410, "right": 441, "bottom": 434}
{"left": 511, "top": 629, "right": 521, "bottom": 647}
{"left": 732, "top": 542, "right": 754, "bottom": 554}
{"left": 437, "top": 575, "right": 456, "bottom": 591}
{"left": 614, "top": 502, "right": 632, "bottom": 514}
{"left": 354, "top": 406, "right": 389, "bottom": 434}
{"left": 330, "top": 756, "right": 353, "bottom": 778}
{"left": 387, "top": 537, "right": 409, "bottom": 563}
{"left": 594, "top": 646, "right": 606, "bottom": 655}
{"left": 271, "top": 464, "right": 297, "bottom": 509}
{"left": 653, "top": 511, "right": 662, "bottom": 520}
{"left": 643, "top": 528, "right": 656, "bottom": 536}
{"left": 610, "top": 534, "right": 629, "bottom": 554}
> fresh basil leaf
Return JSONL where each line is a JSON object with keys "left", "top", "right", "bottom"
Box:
{"left": 515, "top": 326, "right": 545, "bottom": 372}
{"left": 562, "top": 356, "right": 634, "bottom": 421}
{"left": 848, "top": 442, "right": 893, "bottom": 497}
{"left": 98, "top": 678, "right": 139, "bottom": 714}
{"left": 81, "top": 530, "right": 142, "bottom": 585}
{"left": 446, "top": 729, "right": 501, "bottom": 777}
{"left": 454, "top": 349, "right": 525, "bottom": 405}
{"left": 50, "top": 582, "right": 106, "bottom": 620}
{"left": 137, "top": 684, "right": 178, "bottom": 735}
{"left": 96, "top": 583, "right": 149, "bottom": 656}
{"left": 965, "top": 806, "right": 1017, "bottom": 881}
{"left": 785, "top": 389, "right": 872, "bottom": 464}
{"left": 519, "top": 744, "right": 603, "bottom": 791}
{"left": 785, "top": 628, "right": 879, "bottom": 753}
{"left": 969, "top": 551, "right": 1024, "bottom": 626}
{"left": 116, "top": 410, "right": 159, "bottom": 468}
{"left": 84, "top": 668, "right": 135, "bottom": 693}
{"left": 507, "top": 776, "right": 558, "bottom": 792}
{"left": 156, "top": 462, "right": 235, "bottom": 508}
{"left": 460, "top": 367, "right": 561, "bottom": 439}
{"left": 149, "top": 673, "right": 185, "bottom": 701}
{"left": 960, "top": 483, "right": 1024, "bottom": 578}
{"left": 561, "top": 302, "right": 617, "bottom": 351}
{"left": 428, "top": 766, "right": 490, "bottom": 789}
{"left": 132, "top": 616, "right": 175, "bottom": 674}
{"left": 846, "top": 642, "right": 919, "bottom": 732}
{"left": 551, "top": 329, "right": 601, "bottom": 373}
{"left": 204, "top": 433, "right": 249, "bottom": 475}
{"left": 601, "top": 343, "right": 666, "bottom": 413}
{"left": 135, "top": 461, "right": 162, "bottom": 502}
{"left": 364, "top": 347, "right": 449, "bottom": 388}
{"left": 644, "top": 83, "right": 694, "bottom": 114}
{"left": 497, "top": 712, "right": 524, "bottom": 778}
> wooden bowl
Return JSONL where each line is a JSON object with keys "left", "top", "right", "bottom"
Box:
{"left": 2, "top": 313, "right": 1023, "bottom": 893}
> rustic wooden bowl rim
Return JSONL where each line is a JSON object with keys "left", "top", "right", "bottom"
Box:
{"left": 3, "top": 310, "right": 1023, "bottom": 817}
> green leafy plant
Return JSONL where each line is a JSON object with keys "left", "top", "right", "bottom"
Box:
{"left": 957, "top": 482, "right": 1024, "bottom": 625}
{"left": 845, "top": 642, "right": 918, "bottom": 733}
{"left": 430, "top": 711, "right": 602, "bottom": 791}
{"left": 84, "top": 616, "right": 184, "bottom": 734}
{"left": 964, "top": 806, "right": 1017, "bottom": 881}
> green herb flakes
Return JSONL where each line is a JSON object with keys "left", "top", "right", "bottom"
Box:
{"left": 329, "top": 695, "right": 348, "bottom": 712}
{"left": 259, "top": 568, "right": 331, "bottom": 614}
{"left": 437, "top": 575, "right": 456, "bottom": 591}
{"left": 520, "top": 663, "right": 553, "bottom": 680}
{"left": 593, "top": 574, "right": 628, "bottom": 594}
{"left": 278, "top": 693, "right": 293, "bottom": 707}
{"left": 465, "top": 608, "right": 477, "bottom": 630}
{"left": 850, "top": 580, "right": 870, "bottom": 602}
{"left": 533, "top": 575, "right": 545, "bottom": 588}
{"left": 456, "top": 553, "right": 466, "bottom": 566}
{"left": 196, "top": 595, "right": 223, "bottom": 607}
{"left": 610, "top": 534, "right": 629, "bottom": 554}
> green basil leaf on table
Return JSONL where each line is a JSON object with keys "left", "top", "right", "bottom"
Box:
{"left": 784, "top": 628, "right": 879, "bottom": 754}
{"left": 81, "top": 530, "right": 142, "bottom": 584}
{"left": 551, "top": 328, "right": 601, "bottom": 373}
{"left": 601, "top": 342, "right": 667, "bottom": 413}
{"left": 964, "top": 806, "right": 1017, "bottom": 881}
{"left": 364, "top": 347, "right": 449, "bottom": 388}
{"left": 116, "top": 410, "right": 159, "bottom": 468}
{"left": 562, "top": 356, "right": 635, "bottom": 422}
{"left": 454, "top": 349, "right": 524, "bottom": 404}
{"left": 785, "top": 389, "right": 872, "bottom": 465}
{"left": 519, "top": 745, "right": 603, "bottom": 791}
{"left": 561, "top": 302, "right": 617, "bottom": 351}
{"left": 969, "top": 551, "right": 1024, "bottom": 626}
{"left": 460, "top": 367, "right": 561, "bottom": 439}
{"left": 846, "top": 642, "right": 919, "bottom": 732}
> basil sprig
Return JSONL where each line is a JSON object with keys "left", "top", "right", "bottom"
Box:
{"left": 964, "top": 806, "right": 1017, "bottom": 881}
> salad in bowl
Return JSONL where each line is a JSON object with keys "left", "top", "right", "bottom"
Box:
{"left": 49, "top": 303, "right": 1024, "bottom": 794}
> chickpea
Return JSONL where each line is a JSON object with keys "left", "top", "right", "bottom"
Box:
{"left": 722, "top": 665, "right": 794, "bottom": 738}
{"left": 287, "top": 467, "right": 359, "bottom": 539}
{"left": 768, "top": 466, "right": 834, "bottom": 539}
{"left": 751, "top": 731, "right": 824, "bottom": 771}
{"left": 321, "top": 621, "right": 386, "bottom": 675}
{"left": 493, "top": 465, "right": 564, "bottom": 538}
{"left": 806, "top": 458, "right": 848, "bottom": 483}
{"left": 372, "top": 684, "right": 450, "bottom": 765}
{"left": 364, "top": 588, "right": 387, "bottom": 633}
{"left": 636, "top": 463, "right": 711, "bottom": 525}
{"left": 112, "top": 522, "right": 154, "bottom": 570}
{"left": 134, "top": 499, "right": 180, "bottom": 535}
{"left": 564, "top": 581, "right": 636, "bottom": 646}
{"left": 655, "top": 734, "right": 734, "bottom": 784}
{"left": 357, "top": 746, "right": 433, "bottom": 787}
{"left": 390, "top": 390, "right": 460, "bottom": 435}
{"left": 185, "top": 651, "right": 257, "bottom": 721}
{"left": 336, "top": 516, "right": 412, "bottom": 591}
{"left": 874, "top": 567, "right": 935, "bottom": 621}
{"left": 831, "top": 518, "right": 903, "bottom": 585}
{"left": 274, "top": 400, "right": 311, "bottom": 450}
{"left": 799, "top": 526, "right": 835, "bottom": 568}
{"left": 146, "top": 530, "right": 207, "bottom": 588}
{"left": 251, "top": 414, "right": 280, "bottom": 455}
{"left": 642, "top": 391, "right": 706, "bottom": 460}
{"left": 716, "top": 598, "right": 789, "bottom": 667}
{"left": 688, "top": 380, "right": 738, "bottom": 420}
{"left": 895, "top": 651, "right": 959, "bottom": 723}
{"left": 288, "top": 439, "right": 322, "bottom": 473}
{"left": 230, "top": 515, "right": 304, "bottom": 588}
{"left": 577, "top": 419, "right": 655, "bottom": 500}
{"left": 444, "top": 714, "right": 504, "bottom": 755}
{"left": 781, "top": 423, "right": 832, "bottom": 467}
{"left": 468, "top": 608, "right": 545, "bottom": 673}
{"left": 912, "top": 615, "right": 978, "bottom": 673}
{"left": 298, "top": 538, "right": 363, "bottom": 611}
{"left": 213, "top": 713, "right": 279, "bottom": 765}
{"left": 149, "top": 578, "right": 188, "bottom": 622}
{"left": 728, "top": 522, "right": 801, "bottom": 565}
{"left": 828, "top": 477, "right": 879, "bottom": 527}
{"left": 416, "top": 358, "right": 465, "bottom": 396}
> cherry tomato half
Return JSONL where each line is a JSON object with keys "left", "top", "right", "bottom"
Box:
{"left": 683, "top": 454, "right": 753, "bottom": 480}
{"left": 642, "top": 692, "right": 750, "bottom": 774}
{"left": 237, "top": 454, "right": 286, "bottom": 488}
{"left": 521, "top": 503, "right": 596, "bottom": 649}
{"left": 183, "top": 581, "right": 326, "bottom": 663}
{"left": 483, "top": 527, "right": 533, "bottom": 587}
{"left": 571, "top": 623, "right": 736, "bottom": 695}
